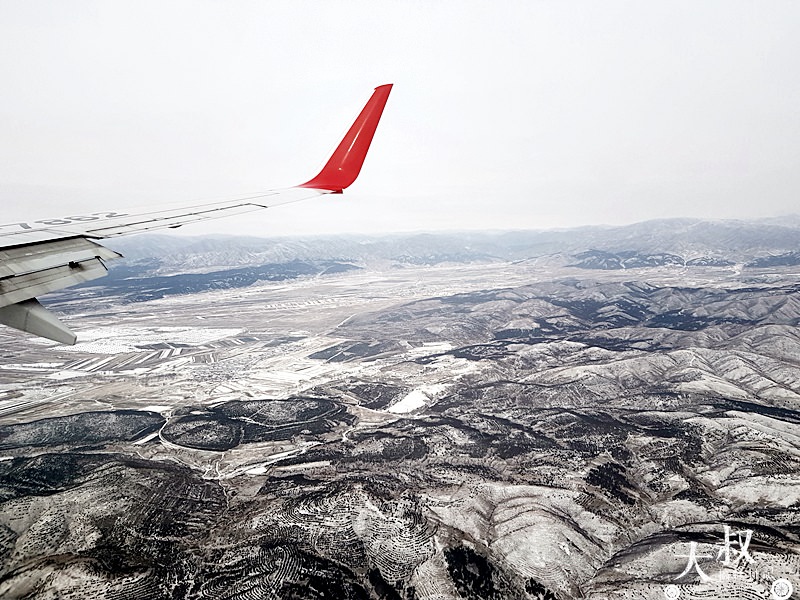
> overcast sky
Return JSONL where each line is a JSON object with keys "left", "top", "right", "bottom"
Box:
{"left": 1, "top": 1, "right": 799, "bottom": 236}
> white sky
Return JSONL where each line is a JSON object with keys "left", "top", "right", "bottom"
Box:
{"left": 1, "top": 1, "right": 799, "bottom": 236}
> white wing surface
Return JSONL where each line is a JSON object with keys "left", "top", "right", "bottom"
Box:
{"left": 0, "top": 84, "right": 393, "bottom": 344}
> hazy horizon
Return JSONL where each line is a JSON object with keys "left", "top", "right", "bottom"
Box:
{"left": 3, "top": 1, "right": 799, "bottom": 236}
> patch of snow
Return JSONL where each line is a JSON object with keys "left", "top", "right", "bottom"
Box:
{"left": 61, "top": 326, "right": 245, "bottom": 354}
{"left": 676, "top": 376, "right": 748, "bottom": 399}
{"left": 389, "top": 384, "right": 450, "bottom": 414}
{"left": 134, "top": 432, "right": 160, "bottom": 445}
{"left": 245, "top": 466, "right": 269, "bottom": 475}
{"left": 141, "top": 405, "right": 171, "bottom": 413}
{"left": 277, "top": 461, "right": 331, "bottom": 471}
{"left": 0, "top": 364, "right": 61, "bottom": 371}
{"left": 47, "top": 370, "right": 87, "bottom": 380}
{"left": 718, "top": 476, "right": 800, "bottom": 508}
{"left": 389, "top": 390, "right": 428, "bottom": 414}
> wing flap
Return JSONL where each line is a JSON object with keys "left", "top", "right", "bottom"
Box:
{"left": 0, "top": 257, "right": 113, "bottom": 308}
{"left": 0, "top": 236, "right": 121, "bottom": 309}
{"left": 0, "top": 237, "right": 120, "bottom": 277}
{"left": 0, "top": 298, "right": 77, "bottom": 345}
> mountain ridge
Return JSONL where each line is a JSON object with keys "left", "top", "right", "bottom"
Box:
{"left": 103, "top": 216, "right": 800, "bottom": 276}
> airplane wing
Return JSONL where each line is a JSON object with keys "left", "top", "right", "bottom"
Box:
{"left": 0, "top": 84, "right": 393, "bottom": 344}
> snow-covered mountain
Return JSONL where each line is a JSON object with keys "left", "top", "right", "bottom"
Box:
{"left": 104, "top": 216, "right": 800, "bottom": 275}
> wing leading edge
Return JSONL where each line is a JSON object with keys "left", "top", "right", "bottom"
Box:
{"left": 0, "top": 84, "right": 393, "bottom": 344}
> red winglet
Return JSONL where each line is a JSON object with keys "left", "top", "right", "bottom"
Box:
{"left": 299, "top": 84, "right": 393, "bottom": 193}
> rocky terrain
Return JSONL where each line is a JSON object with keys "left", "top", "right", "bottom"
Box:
{"left": 0, "top": 219, "right": 798, "bottom": 599}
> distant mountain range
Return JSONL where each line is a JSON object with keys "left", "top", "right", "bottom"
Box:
{"left": 104, "top": 216, "right": 800, "bottom": 275}
{"left": 51, "top": 217, "right": 797, "bottom": 305}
